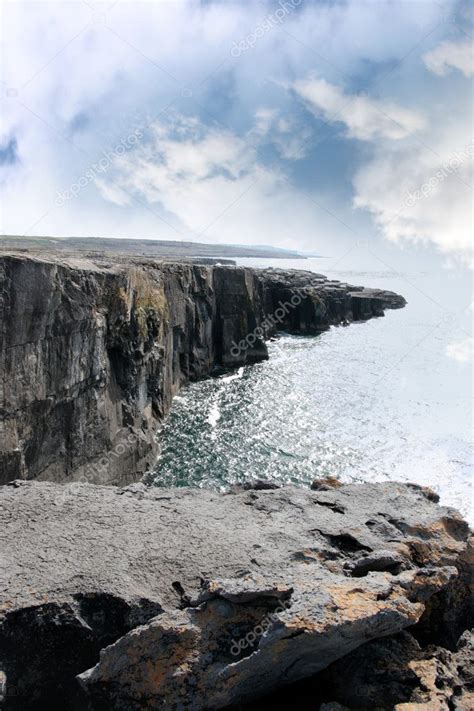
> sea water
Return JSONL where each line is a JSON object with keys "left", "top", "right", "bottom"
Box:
{"left": 151, "top": 256, "right": 473, "bottom": 523}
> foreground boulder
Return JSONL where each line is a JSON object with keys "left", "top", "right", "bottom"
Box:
{"left": 0, "top": 479, "right": 470, "bottom": 709}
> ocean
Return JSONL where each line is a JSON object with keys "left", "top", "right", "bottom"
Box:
{"left": 151, "top": 257, "right": 473, "bottom": 524}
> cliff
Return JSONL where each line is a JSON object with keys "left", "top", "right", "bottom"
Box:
{"left": 0, "top": 252, "right": 405, "bottom": 485}
{"left": 0, "top": 478, "right": 471, "bottom": 709}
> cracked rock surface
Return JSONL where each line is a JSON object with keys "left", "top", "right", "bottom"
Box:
{"left": 0, "top": 479, "right": 469, "bottom": 709}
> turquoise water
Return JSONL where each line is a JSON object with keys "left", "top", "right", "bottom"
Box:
{"left": 151, "top": 256, "right": 473, "bottom": 523}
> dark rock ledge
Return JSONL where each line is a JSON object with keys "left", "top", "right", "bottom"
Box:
{"left": 0, "top": 252, "right": 405, "bottom": 486}
{"left": 0, "top": 478, "right": 471, "bottom": 709}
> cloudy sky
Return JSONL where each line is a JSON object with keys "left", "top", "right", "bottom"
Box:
{"left": 0, "top": 0, "right": 472, "bottom": 264}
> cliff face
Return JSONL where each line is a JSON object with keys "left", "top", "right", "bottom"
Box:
{"left": 0, "top": 253, "right": 405, "bottom": 485}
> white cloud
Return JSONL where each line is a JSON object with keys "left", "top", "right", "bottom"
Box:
{"left": 273, "top": 119, "right": 312, "bottom": 161}
{"left": 292, "top": 76, "right": 426, "bottom": 141}
{"left": 94, "top": 179, "right": 131, "bottom": 207}
{"left": 0, "top": 0, "right": 469, "bottom": 265}
{"left": 289, "top": 73, "right": 474, "bottom": 263}
{"left": 252, "top": 108, "right": 312, "bottom": 160}
{"left": 423, "top": 39, "right": 473, "bottom": 77}
{"left": 254, "top": 108, "right": 278, "bottom": 136}
{"left": 95, "top": 110, "right": 329, "bottom": 248}
{"left": 352, "top": 114, "right": 474, "bottom": 263}
{"left": 98, "top": 112, "right": 257, "bottom": 221}
{"left": 446, "top": 337, "right": 474, "bottom": 363}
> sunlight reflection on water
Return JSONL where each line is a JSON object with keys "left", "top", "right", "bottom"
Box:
{"left": 151, "top": 262, "right": 473, "bottom": 523}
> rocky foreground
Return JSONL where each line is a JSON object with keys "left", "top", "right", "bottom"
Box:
{"left": 0, "top": 252, "right": 405, "bottom": 486}
{"left": 0, "top": 478, "right": 471, "bottom": 709}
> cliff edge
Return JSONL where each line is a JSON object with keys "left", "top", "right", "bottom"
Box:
{"left": 0, "top": 252, "right": 405, "bottom": 485}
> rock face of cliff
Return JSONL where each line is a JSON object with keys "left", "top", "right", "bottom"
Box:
{"left": 0, "top": 253, "right": 405, "bottom": 485}
{"left": 0, "top": 479, "right": 470, "bottom": 710}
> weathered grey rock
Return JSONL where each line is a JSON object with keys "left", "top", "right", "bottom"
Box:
{"left": 413, "top": 534, "right": 473, "bottom": 650}
{"left": 0, "top": 252, "right": 405, "bottom": 486}
{"left": 0, "top": 672, "right": 5, "bottom": 707}
{"left": 0, "top": 479, "right": 468, "bottom": 709}
{"left": 311, "top": 476, "right": 344, "bottom": 491}
{"left": 315, "top": 629, "right": 474, "bottom": 710}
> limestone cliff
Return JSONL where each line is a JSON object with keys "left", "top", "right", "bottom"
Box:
{"left": 0, "top": 253, "right": 405, "bottom": 485}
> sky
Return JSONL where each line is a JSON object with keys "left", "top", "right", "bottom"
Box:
{"left": 0, "top": 0, "right": 472, "bottom": 267}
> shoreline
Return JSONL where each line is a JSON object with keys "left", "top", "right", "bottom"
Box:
{"left": 0, "top": 250, "right": 405, "bottom": 486}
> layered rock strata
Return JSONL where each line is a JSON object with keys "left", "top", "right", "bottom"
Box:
{"left": 0, "top": 253, "right": 405, "bottom": 485}
{"left": 0, "top": 479, "right": 470, "bottom": 709}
